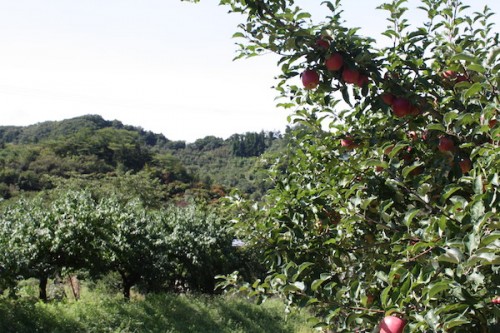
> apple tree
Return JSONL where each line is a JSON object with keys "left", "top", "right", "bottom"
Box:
{"left": 206, "top": 0, "right": 500, "bottom": 332}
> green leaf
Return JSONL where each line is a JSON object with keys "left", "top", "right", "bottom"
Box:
{"left": 311, "top": 279, "right": 325, "bottom": 291}
{"left": 381, "top": 286, "right": 392, "bottom": 308}
{"left": 403, "top": 208, "right": 420, "bottom": 227}
{"left": 293, "top": 281, "right": 306, "bottom": 291}
{"left": 451, "top": 53, "right": 478, "bottom": 63}
{"left": 427, "top": 280, "right": 451, "bottom": 299}
{"left": 427, "top": 123, "right": 446, "bottom": 132}
{"left": 467, "top": 63, "right": 486, "bottom": 73}
{"left": 464, "top": 82, "right": 482, "bottom": 99}
{"left": 438, "top": 248, "right": 463, "bottom": 264}
{"left": 441, "top": 185, "right": 462, "bottom": 201}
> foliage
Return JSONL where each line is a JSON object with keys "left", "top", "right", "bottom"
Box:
{"left": 214, "top": 0, "right": 500, "bottom": 332}
{"left": 0, "top": 188, "right": 258, "bottom": 299}
{"left": 0, "top": 114, "right": 283, "bottom": 201}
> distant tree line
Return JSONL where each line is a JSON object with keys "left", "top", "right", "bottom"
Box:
{"left": 0, "top": 115, "right": 284, "bottom": 201}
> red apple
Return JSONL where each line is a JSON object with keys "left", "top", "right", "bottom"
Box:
{"left": 356, "top": 74, "right": 369, "bottom": 88}
{"left": 342, "top": 68, "right": 360, "bottom": 84}
{"left": 489, "top": 118, "right": 497, "bottom": 128}
{"left": 455, "top": 74, "right": 468, "bottom": 84}
{"left": 379, "top": 315, "right": 406, "bottom": 333}
{"left": 407, "top": 131, "right": 418, "bottom": 141}
{"left": 458, "top": 157, "right": 472, "bottom": 174}
{"left": 381, "top": 93, "right": 395, "bottom": 106}
{"left": 409, "top": 105, "right": 421, "bottom": 116}
{"left": 438, "top": 136, "right": 455, "bottom": 153}
{"left": 492, "top": 296, "right": 500, "bottom": 304}
{"left": 315, "top": 38, "right": 330, "bottom": 50}
{"left": 301, "top": 69, "right": 320, "bottom": 90}
{"left": 325, "top": 53, "right": 343, "bottom": 71}
{"left": 340, "top": 137, "right": 359, "bottom": 149}
{"left": 391, "top": 98, "right": 412, "bottom": 117}
{"left": 442, "top": 70, "right": 457, "bottom": 80}
{"left": 366, "top": 294, "right": 375, "bottom": 305}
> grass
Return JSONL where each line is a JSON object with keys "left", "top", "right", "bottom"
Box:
{"left": 0, "top": 285, "right": 315, "bottom": 333}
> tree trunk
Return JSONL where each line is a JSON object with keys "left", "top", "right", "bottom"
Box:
{"left": 120, "top": 271, "right": 134, "bottom": 300}
{"left": 123, "top": 280, "right": 132, "bottom": 300}
{"left": 68, "top": 275, "right": 80, "bottom": 300}
{"left": 39, "top": 275, "right": 48, "bottom": 302}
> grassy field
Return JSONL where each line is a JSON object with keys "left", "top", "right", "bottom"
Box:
{"left": 0, "top": 286, "right": 315, "bottom": 333}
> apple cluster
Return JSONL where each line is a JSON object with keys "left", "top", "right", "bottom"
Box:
{"left": 301, "top": 36, "right": 370, "bottom": 91}
{"left": 302, "top": 36, "right": 486, "bottom": 175}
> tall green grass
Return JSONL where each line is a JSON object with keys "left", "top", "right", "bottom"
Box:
{"left": 0, "top": 290, "right": 315, "bottom": 333}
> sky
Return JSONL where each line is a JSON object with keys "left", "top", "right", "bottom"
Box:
{"left": 1, "top": 1, "right": 499, "bottom": 142}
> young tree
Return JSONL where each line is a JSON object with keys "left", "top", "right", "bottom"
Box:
{"left": 209, "top": 0, "right": 499, "bottom": 331}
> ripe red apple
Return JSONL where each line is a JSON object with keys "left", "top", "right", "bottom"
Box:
{"left": 325, "top": 53, "right": 343, "bottom": 71}
{"left": 315, "top": 38, "right": 330, "bottom": 50}
{"left": 356, "top": 74, "right": 369, "bottom": 88}
{"left": 458, "top": 157, "right": 472, "bottom": 174}
{"left": 391, "top": 98, "right": 412, "bottom": 117}
{"left": 442, "top": 70, "right": 457, "bottom": 80}
{"left": 438, "top": 136, "right": 455, "bottom": 153}
{"left": 455, "top": 74, "right": 468, "bottom": 84}
{"left": 340, "top": 137, "right": 359, "bottom": 149}
{"left": 301, "top": 69, "right": 320, "bottom": 90}
{"left": 381, "top": 93, "right": 395, "bottom": 106}
{"left": 409, "top": 105, "right": 421, "bottom": 116}
{"left": 379, "top": 315, "right": 406, "bottom": 333}
{"left": 480, "top": 114, "right": 498, "bottom": 128}
{"left": 492, "top": 296, "right": 500, "bottom": 304}
{"left": 342, "top": 68, "right": 360, "bottom": 84}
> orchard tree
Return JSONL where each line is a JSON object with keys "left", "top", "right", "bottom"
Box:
{"left": 198, "top": 0, "right": 500, "bottom": 332}
{"left": 0, "top": 190, "right": 106, "bottom": 301}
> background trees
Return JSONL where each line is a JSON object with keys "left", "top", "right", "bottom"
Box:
{"left": 215, "top": 0, "right": 499, "bottom": 331}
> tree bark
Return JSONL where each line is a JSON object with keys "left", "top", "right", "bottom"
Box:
{"left": 39, "top": 275, "right": 48, "bottom": 302}
{"left": 68, "top": 275, "right": 80, "bottom": 300}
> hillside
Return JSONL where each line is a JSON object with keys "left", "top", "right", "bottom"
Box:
{"left": 0, "top": 114, "right": 284, "bottom": 201}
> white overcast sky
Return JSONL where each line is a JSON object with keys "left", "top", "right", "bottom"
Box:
{"left": 1, "top": 1, "right": 498, "bottom": 142}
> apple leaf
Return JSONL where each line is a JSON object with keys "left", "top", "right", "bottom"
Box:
{"left": 464, "top": 82, "right": 482, "bottom": 99}
{"left": 438, "top": 247, "right": 463, "bottom": 264}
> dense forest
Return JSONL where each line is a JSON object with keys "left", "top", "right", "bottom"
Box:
{"left": 0, "top": 114, "right": 285, "bottom": 202}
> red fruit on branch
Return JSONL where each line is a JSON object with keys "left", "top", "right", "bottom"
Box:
{"left": 379, "top": 316, "right": 406, "bottom": 333}
{"left": 442, "top": 70, "right": 457, "bottom": 80}
{"left": 438, "top": 136, "right": 455, "bottom": 153}
{"left": 340, "top": 137, "right": 359, "bottom": 149}
{"left": 301, "top": 69, "right": 320, "bottom": 90}
{"left": 342, "top": 67, "right": 360, "bottom": 84}
{"left": 458, "top": 157, "right": 472, "bottom": 174}
{"left": 391, "top": 98, "right": 411, "bottom": 117}
{"left": 455, "top": 74, "right": 468, "bottom": 84}
{"left": 315, "top": 38, "right": 330, "bottom": 50}
{"left": 356, "top": 74, "right": 369, "bottom": 88}
{"left": 492, "top": 296, "right": 500, "bottom": 304}
{"left": 381, "top": 93, "right": 395, "bottom": 105}
{"left": 325, "top": 53, "right": 344, "bottom": 71}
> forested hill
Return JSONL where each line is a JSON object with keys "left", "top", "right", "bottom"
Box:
{"left": 0, "top": 114, "right": 285, "bottom": 201}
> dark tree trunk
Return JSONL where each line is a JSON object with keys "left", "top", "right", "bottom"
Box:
{"left": 120, "top": 271, "right": 135, "bottom": 300}
{"left": 39, "top": 275, "right": 48, "bottom": 302}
